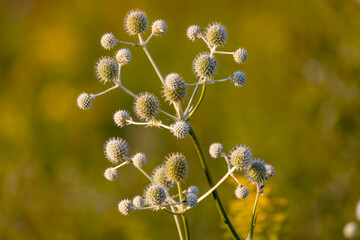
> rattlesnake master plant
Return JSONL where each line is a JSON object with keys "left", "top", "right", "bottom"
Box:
{"left": 77, "top": 9, "right": 275, "bottom": 240}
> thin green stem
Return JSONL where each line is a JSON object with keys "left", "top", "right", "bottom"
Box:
{"left": 170, "top": 205, "right": 185, "bottom": 240}
{"left": 186, "top": 83, "right": 207, "bottom": 120}
{"left": 248, "top": 184, "right": 260, "bottom": 240}
{"left": 188, "top": 126, "right": 242, "bottom": 240}
{"left": 177, "top": 182, "right": 190, "bottom": 240}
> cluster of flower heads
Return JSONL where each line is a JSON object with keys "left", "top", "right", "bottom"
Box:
{"left": 209, "top": 142, "right": 275, "bottom": 199}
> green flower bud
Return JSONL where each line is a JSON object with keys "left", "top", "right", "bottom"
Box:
{"left": 247, "top": 160, "right": 267, "bottom": 184}
{"left": 165, "top": 153, "right": 189, "bottom": 182}
{"left": 101, "top": 33, "right": 117, "bottom": 50}
{"left": 205, "top": 23, "right": 227, "bottom": 47}
{"left": 230, "top": 145, "right": 252, "bottom": 171}
{"left": 170, "top": 121, "right": 190, "bottom": 139}
{"left": 118, "top": 199, "right": 133, "bottom": 216}
{"left": 233, "top": 48, "right": 248, "bottom": 64}
{"left": 116, "top": 48, "right": 132, "bottom": 66}
{"left": 77, "top": 93, "right": 92, "bottom": 110}
{"left": 96, "top": 57, "right": 118, "bottom": 83}
{"left": 163, "top": 73, "right": 187, "bottom": 103}
{"left": 134, "top": 92, "right": 160, "bottom": 120}
{"left": 232, "top": 71, "right": 246, "bottom": 87}
{"left": 113, "top": 110, "right": 131, "bottom": 128}
{"left": 124, "top": 9, "right": 148, "bottom": 36}
{"left": 187, "top": 25, "right": 202, "bottom": 41}
{"left": 144, "top": 184, "right": 166, "bottom": 206}
{"left": 186, "top": 193, "right": 198, "bottom": 208}
{"left": 132, "top": 195, "right": 145, "bottom": 209}
{"left": 235, "top": 185, "right": 248, "bottom": 199}
{"left": 132, "top": 152, "right": 147, "bottom": 168}
{"left": 209, "top": 143, "right": 223, "bottom": 158}
{"left": 152, "top": 165, "right": 174, "bottom": 189}
{"left": 193, "top": 53, "right": 217, "bottom": 78}
{"left": 104, "top": 167, "right": 118, "bottom": 181}
{"left": 152, "top": 20, "right": 167, "bottom": 36}
{"left": 105, "top": 137, "right": 129, "bottom": 164}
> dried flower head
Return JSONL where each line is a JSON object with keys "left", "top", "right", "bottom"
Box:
{"left": 116, "top": 48, "right": 132, "bottom": 66}
{"left": 265, "top": 164, "right": 275, "bottom": 179}
{"left": 186, "top": 193, "right": 198, "bottom": 208}
{"left": 230, "top": 145, "right": 252, "bottom": 171}
{"left": 235, "top": 185, "right": 249, "bottom": 199}
{"left": 170, "top": 121, "right": 190, "bottom": 139}
{"left": 247, "top": 160, "right": 267, "bottom": 184}
{"left": 165, "top": 153, "right": 189, "bottom": 182}
{"left": 132, "top": 195, "right": 145, "bottom": 209}
{"left": 163, "top": 73, "right": 187, "bottom": 103}
{"left": 233, "top": 48, "right": 248, "bottom": 64}
{"left": 101, "top": 33, "right": 117, "bottom": 50}
{"left": 105, "top": 137, "right": 129, "bottom": 164}
{"left": 232, "top": 71, "right": 246, "bottom": 87}
{"left": 118, "top": 199, "right": 133, "bottom": 216}
{"left": 132, "top": 152, "right": 147, "bottom": 168}
{"left": 124, "top": 9, "right": 148, "bottom": 35}
{"left": 187, "top": 25, "right": 202, "bottom": 41}
{"left": 96, "top": 57, "right": 118, "bottom": 83}
{"left": 187, "top": 185, "right": 199, "bottom": 196}
{"left": 152, "top": 165, "right": 174, "bottom": 189}
{"left": 144, "top": 184, "right": 166, "bottom": 206}
{"left": 134, "top": 92, "right": 160, "bottom": 120}
{"left": 209, "top": 143, "right": 223, "bottom": 158}
{"left": 77, "top": 93, "right": 92, "bottom": 110}
{"left": 205, "top": 23, "right": 227, "bottom": 47}
{"left": 152, "top": 20, "right": 167, "bottom": 36}
{"left": 113, "top": 110, "right": 131, "bottom": 128}
{"left": 193, "top": 53, "right": 217, "bottom": 78}
{"left": 104, "top": 167, "right": 118, "bottom": 181}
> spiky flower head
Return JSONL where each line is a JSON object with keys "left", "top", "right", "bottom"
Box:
{"left": 247, "top": 160, "right": 267, "bottom": 184}
{"left": 118, "top": 199, "right": 133, "bottom": 216}
{"left": 163, "top": 73, "right": 187, "bottom": 103}
{"left": 230, "top": 145, "right": 252, "bottom": 171}
{"left": 233, "top": 48, "right": 248, "bottom": 64}
{"left": 265, "top": 164, "right": 275, "bottom": 179}
{"left": 209, "top": 143, "right": 223, "bottom": 158}
{"left": 104, "top": 167, "right": 118, "bottom": 181}
{"left": 152, "top": 165, "right": 174, "bottom": 189}
{"left": 235, "top": 185, "right": 249, "bottom": 199}
{"left": 132, "top": 152, "right": 147, "bottom": 168}
{"left": 343, "top": 221, "right": 359, "bottom": 239}
{"left": 77, "top": 93, "right": 92, "bottom": 110}
{"left": 165, "top": 153, "right": 189, "bottom": 182}
{"left": 232, "top": 71, "right": 246, "bottom": 87}
{"left": 124, "top": 9, "right": 148, "bottom": 35}
{"left": 134, "top": 92, "right": 160, "bottom": 120}
{"left": 187, "top": 185, "right": 199, "bottom": 196}
{"left": 100, "top": 33, "right": 117, "bottom": 50}
{"left": 116, "top": 48, "right": 132, "bottom": 66}
{"left": 186, "top": 193, "right": 198, "bottom": 208}
{"left": 205, "top": 23, "right": 227, "bottom": 47}
{"left": 144, "top": 184, "right": 166, "bottom": 206}
{"left": 187, "top": 25, "right": 202, "bottom": 41}
{"left": 96, "top": 57, "right": 118, "bottom": 83}
{"left": 193, "top": 53, "right": 217, "bottom": 78}
{"left": 132, "top": 195, "right": 145, "bottom": 209}
{"left": 152, "top": 20, "right": 167, "bottom": 36}
{"left": 105, "top": 137, "right": 129, "bottom": 164}
{"left": 113, "top": 110, "right": 131, "bottom": 128}
{"left": 170, "top": 121, "right": 190, "bottom": 139}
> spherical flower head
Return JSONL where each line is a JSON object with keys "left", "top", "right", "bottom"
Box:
{"left": 193, "top": 53, "right": 217, "bottom": 78}
{"left": 132, "top": 195, "right": 145, "bottom": 209}
{"left": 124, "top": 9, "right": 148, "bottom": 36}
{"left": 233, "top": 48, "right": 248, "bottom": 64}
{"left": 230, "top": 145, "right": 252, "bottom": 171}
{"left": 187, "top": 25, "right": 202, "bottom": 41}
{"left": 265, "top": 164, "right": 275, "bottom": 179}
{"left": 343, "top": 221, "right": 359, "bottom": 239}
{"left": 152, "top": 165, "right": 174, "bottom": 189}
{"left": 104, "top": 167, "right": 118, "bottom": 181}
{"left": 144, "top": 184, "right": 166, "bottom": 206}
{"left": 96, "top": 57, "right": 118, "bottom": 83}
{"left": 186, "top": 193, "right": 198, "bottom": 208}
{"left": 235, "top": 185, "right": 249, "bottom": 199}
{"left": 232, "top": 71, "right": 246, "bottom": 87}
{"left": 152, "top": 20, "right": 167, "bottom": 36}
{"left": 187, "top": 185, "right": 199, "bottom": 196}
{"left": 247, "top": 160, "right": 267, "bottom": 184}
{"left": 132, "top": 152, "right": 147, "bottom": 168}
{"left": 77, "top": 93, "right": 92, "bottom": 110}
{"left": 209, "top": 143, "right": 223, "bottom": 158}
{"left": 163, "top": 73, "right": 187, "bottom": 103}
{"left": 113, "top": 110, "right": 131, "bottom": 128}
{"left": 105, "top": 137, "right": 129, "bottom": 164}
{"left": 170, "top": 121, "right": 190, "bottom": 139}
{"left": 116, "top": 48, "right": 132, "bottom": 66}
{"left": 134, "top": 92, "right": 160, "bottom": 120}
{"left": 101, "top": 33, "right": 117, "bottom": 50}
{"left": 165, "top": 153, "right": 189, "bottom": 182}
{"left": 118, "top": 199, "right": 133, "bottom": 216}
{"left": 205, "top": 23, "right": 227, "bottom": 47}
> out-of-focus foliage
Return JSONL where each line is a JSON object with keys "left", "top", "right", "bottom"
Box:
{"left": 1, "top": 0, "right": 360, "bottom": 239}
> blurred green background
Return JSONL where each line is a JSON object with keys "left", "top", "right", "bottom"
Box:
{"left": 1, "top": 0, "right": 360, "bottom": 239}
